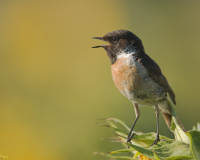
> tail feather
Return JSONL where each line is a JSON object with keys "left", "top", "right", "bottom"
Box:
{"left": 161, "top": 112, "right": 172, "bottom": 129}
{"left": 169, "top": 93, "right": 176, "bottom": 105}
{"left": 157, "top": 99, "right": 172, "bottom": 128}
{"left": 158, "top": 99, "right": 189, "bottom": 143}
{"left": 157, "top": 99, "right": 186, "bottom": 130}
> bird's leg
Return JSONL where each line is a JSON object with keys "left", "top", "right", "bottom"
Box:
{"left": 127, "top": 103, "right": 140, "bottom": 143}
{"left": 151, "top": 104, "right": 160, "bottom": 146}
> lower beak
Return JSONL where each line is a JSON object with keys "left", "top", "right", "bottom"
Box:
{"left": 91, "top": 37, "right": 107, "bottom": 48}
{"left": 92, "top": 45, "right": 107, "bottom": 48}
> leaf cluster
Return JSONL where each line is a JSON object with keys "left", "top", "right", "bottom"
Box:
{"left": 95, "top": 117, "right": 200, "bottom": 160}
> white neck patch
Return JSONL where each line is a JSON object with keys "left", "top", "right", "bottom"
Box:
{"left": 117, "top": 52, "right": 132, "bottom": 59}
{"left": 117, "top": 44, "right": 137, "bottom": 60}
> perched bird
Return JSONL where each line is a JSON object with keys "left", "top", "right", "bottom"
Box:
{"left": 92, "top": 30, "right": 184, "bottom": 146}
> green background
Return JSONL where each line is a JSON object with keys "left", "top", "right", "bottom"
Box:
{"left": 0, "top": 1, "right": 200, "bottom": 160}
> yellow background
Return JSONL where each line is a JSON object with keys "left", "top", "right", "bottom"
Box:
{"left": 0, "top": 1, "right": 200, "bottom": 159}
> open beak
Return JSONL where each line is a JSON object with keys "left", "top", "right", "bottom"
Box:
{"left": 91, "top": 37, "right": 108, "bottom": 48}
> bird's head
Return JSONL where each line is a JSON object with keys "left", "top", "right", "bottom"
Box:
{"left": 92, "top": 30, "right": 144, "bottom": 64}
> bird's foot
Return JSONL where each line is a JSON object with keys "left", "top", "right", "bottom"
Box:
{"left": 127, "top": 133, "right": 136, "bottom": 149}
{"left": 150, "top": 136, "right": 160, "bottom": 146}
{"left": 127, "top": 132, "right": 136, "bottom": 143}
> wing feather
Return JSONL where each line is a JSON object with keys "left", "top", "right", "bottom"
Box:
{"left": 137, "top": 55, "right": 176, "bottom": 105}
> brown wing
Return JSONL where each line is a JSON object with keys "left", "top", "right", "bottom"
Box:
{"left": 138, "top": 54, "right": 176, "bottom": 105}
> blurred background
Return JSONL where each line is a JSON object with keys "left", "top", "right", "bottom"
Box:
{"left": 0, "top": 0, "right": 200, "bottom": 159}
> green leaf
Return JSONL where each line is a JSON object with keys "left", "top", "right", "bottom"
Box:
{"left": 125, "top": 142, "right": 155, "bottom": 159}
{"left": 153, "top": 152, "right": 161, "bottom": 160}
{"left": 107, "top": 118, "right": 131, "bottom": 132}
{"left": 125, "top": 138, "right": 193, "bottom": 160}
{"left": 104, "top": 155, "right": 133, "bottom": 160}
{"left": 150, "top": 140, "right": 192, "bottom": 159}
{"left": 129, "top": 132, "right": 171, "bottom": 149}
{"left": 168, "top": 100, "right": 189, "bottom": 144}
{"left": 109, "top": 148, "right": 134, "bottom": 154}
{"left": 187, "top": 130, "right": 200, "bottom": 159}
{"left": 133, "top": 151, "right": 141, "bottom": 159}
{"left": 106, "top": 118, "right": 171, "bottom": 148}
{"left": 192, "top": 122, "right": 200, "bottom": 131}
{"left": 94, "top": 152, "right": 133, "bottom": 160}
{"left": 96, "top": 117, "right": 200, "bottom": 160}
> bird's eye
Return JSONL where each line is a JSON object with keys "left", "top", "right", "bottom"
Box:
{"left": 111, "top": 37, "right": 118, "bottom": 42}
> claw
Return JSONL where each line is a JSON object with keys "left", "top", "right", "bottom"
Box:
{"left": 127, "top": 133, "right": 136, "bottom": 143}
{"left": 150, "top": 137, "right": 160, "bottom": 146}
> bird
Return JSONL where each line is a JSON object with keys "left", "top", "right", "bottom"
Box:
{"left": 92, "top": 29, "right": 184, "bottom": 146}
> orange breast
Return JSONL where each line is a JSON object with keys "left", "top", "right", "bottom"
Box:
{"left": 111, "top": 57, "right": 142, "bottom": 97}
{"left": 111, "top": 56, "right": 167, "bottom": 105}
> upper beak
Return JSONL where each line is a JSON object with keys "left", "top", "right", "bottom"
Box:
{"left": 91, "top": 37, "right": 107, "bottom": 48}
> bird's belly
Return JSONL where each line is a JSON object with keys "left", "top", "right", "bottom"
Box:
{"left": 111, "top": 56, "right": 166, "bottom": 105}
